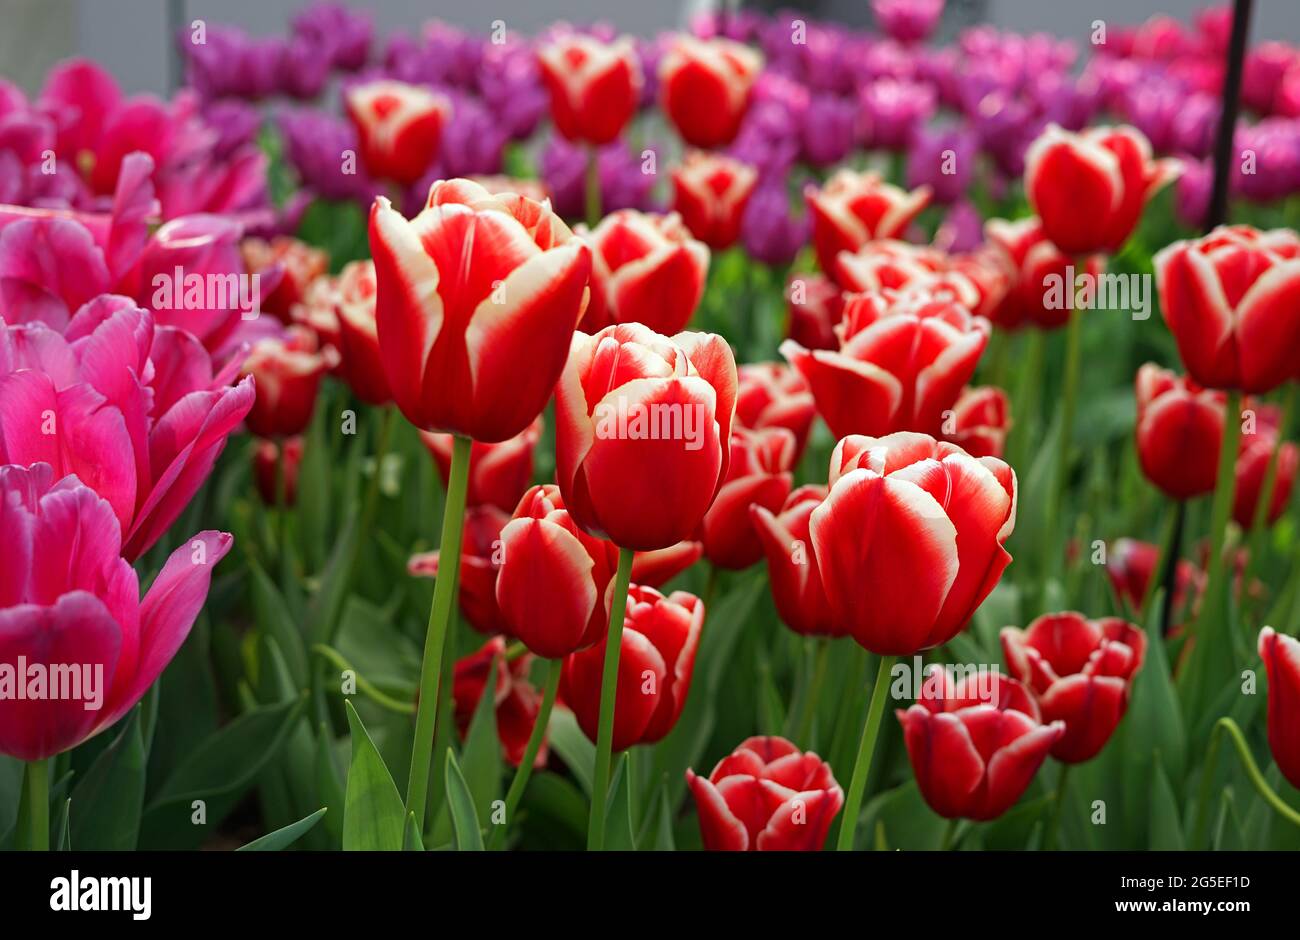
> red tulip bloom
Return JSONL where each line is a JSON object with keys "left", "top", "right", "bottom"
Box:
{"left": 253, "top": 435, "right": 304, "bottom": 507}
{"left": 686, "top": 736, "right": 844, "bottom": 851}
{"left": 369, "top": 178, "right": 591, "bottom": 442}
{"left": 781, "top": 286, "right": 990, "bottom": 440}
{"left": 735, "top": 362, "right": 816, "bottom": 460}
{"left": 659, "top": 36, "right": 762, "bottom": 149}
{"left": 556, "top": 324, "right": 736, "bottom": 551}
{"left": 408, "top": 505, "right": 512, "bottom": 637}
{"left": 578, "top": 210, "right": 709, "bottom": 336}
{"left": 670, "top": 152, "right": 759, "bottom": 250}
{"left": 0, "top": 464, "right": 231, "bottom": 761}
{"left": 421, "top": 417, "right": 542, "bottom": 514}
{"left": 1258, "top": 628, "right": 1300, "bottom": 789}
{"left": 699, "top": 427, "right": 796, "bottom": 570}
{"left": 833, "top": 240, "right": 951, "bottom": 297}
{"left": 241, "top": 236, "right": 329, "bottom": 321}
{"left": 985, "top": 217, "right": 1105, "bottom": 330}
{"left": 333, "top": 258, "right": 392, "bottom": 405}
{"left": 240, "top": 325, "right": 337, "bottom": 438}
{"left": 1134, "top": 363, "right": 1224, "bottom": 500}
{"left": 899, "top": 672, "right": 1063, "bottom": 821}
{"left": 1024, "top": 124, "right": 1177, "bottom": 255}
{"left": 1105, "top": 537, "right": 1203, "bottom": 625}
{"left": 291, "top": 273, "right": 343, "bottom": 353}
{"left": 1155, "top": 225, "right": 1300, "bottom": 394}
{"left": 1001, "top": 613, "right": 1147, "bottom": 763}
{"left": 805, "top": 171, "right": 931, "bottom": 284}
{"left": 452, "top": 637, "right": 548, "bottom": 768}
{"left": 344, "top": 79, "right": 450, "bottom": 185}
{"left": 786, "top": 273, "right": 844, "bottom": 351}
{"left": 1235, "top": 407, "right": 1298, "bottom": 529}
{"left": 942, "top": 386, "right": 1010, "bottom": 459}
{"left": 810, "top": 433, "right": 1016, "bottom": 655}
{"left": 537, "top": 34, "right": 642, "bottom": 146}
{"left": 562, "top": 585, "right": 704, "bottom": 750}
{"left": 750, "top": 485, "right": 844, "bottom": 638}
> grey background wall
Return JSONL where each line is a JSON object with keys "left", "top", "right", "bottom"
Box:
{"left": 2, "top": 0, "right": 1298, "bottom": 95}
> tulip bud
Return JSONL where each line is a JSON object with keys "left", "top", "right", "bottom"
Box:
{"left": 782, "top": 287, "right": 990, "bottom": 440}
{"left": 333, "top": 258, "right": 392, "bottom": 405}
{"left": 943, "top": 386, "right": 1011, "bottom": 459}
{"left": 810, "top": 432, "right": 1016, "bottom": 654}
{"left": 750, "top": 486, "right": 844, "bottom": 637}
{"left": 240, "top": 325, "right": 337, "bottom": 438}
{"left": 421, "top": 417, "right": 542, "bottom": 514}
{"left": 578, "top": 210, "right": 709, "bottom": 336}
{"left": 452, "top": 637, "right": 547, "bottom": 768}
{"left": 1234, "top": 410, "right": 1298, "bottom": 529}
{"left": 1105, "top": 538, "right": 1203, "bottom": 628}
{"left": 408, "top": 505, "right": 512, "bottom": 637}
{"left": 368, "top": 178, "right": 591, "bottom": 442}
{"left": 1024, "top": 123, "right": 1177, "bottom": 256}
{"left": 556, "top": 324, "right": 737, "bottom": 551}
{"left": 659, "top": 36, "right": 763, "bottom": 149}
{"left": 344, "top": 79, "right": 451, "bottom": 185}
{"left": 253, "top": 435, "right": 304, "bottom": 506}
{"left": 670, "top": 152, "right": 759, "bottom": 250}
{"left": 735, "top": 362, "right": 816, "bottom": 460}
{"left": 1258, "top": 627, "right": 1300, "bottom": 789}
{"left": 898, "top": 671, "right": 1064, "bottom": 820}
{"left": 805, "top": 170, "right": 931, "bottom": 284}
{"left": 985, "top": 217, "right": 1105, "bottom": 330}
{"left": 1154, "top": 225, "right": 1300, "bottom": 394}
{"left": 1001, "top": 612, "right": 1146, "bottom": 763}
{"left": 1134, "top": 363, "right": 1224, "bottom": 500}
{"left": 561, "top": 585, "right": 704, "bottom": 750}
{"left": 786, "top": 273, "right": 844, "bottom": 351}
{"left": 241, "top": 236, "right": 329, "bottom": 321}
{"left": 537, "top": 34, "right": 642, "bottom": 145}
{"left": 699, "top": 427, "right": 796, "bottom": 570}
{"left": 686, "top": 736, "right": 844, "bottom": 851}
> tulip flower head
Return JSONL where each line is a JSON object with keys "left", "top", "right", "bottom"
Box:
{"left": 810, "top": 432, "right": 1016, "bottom": 654}
{"left": 421, "top": 417, "right": 542, "bottom": 514}
{"left": 240, "top": 325, "right": 337, "bottom": 438}
{"left": 1024, "top": 123, "right": 1178, "bottom": 256}
{"left": 562, "top": 585, "right": 704, "bottom": 750}
{"left": 942, "top": 385, "right": 1011, "bottom": 459}
{"left": 344, "top": 79, "right": 451, "bottom": 185}
{"left": 1001, "top": 612, "right": 1146, "bottom": 763}
{"left": 332, "top": 258, "right": 392, "bottom": 405}
{"left": 409, "top": 505, "right": 512, "bottom": 637}
{"left": 253, "top": 435, "right": 304, "bottom": 506}
{"left": 898, "top": 670, "right": 1064, "bottom": 820}
{"left": 0, "top": 464, "right": 231, "bottom": 761}
{"left": 1258, "top": 628, "right": 1300, "bottom": 789}
{"left": 1134, "top": 363, "right": 1225, "bottom": 500}
{"left": 537, "top": 34, "right": 642, "bottom": 145}
{"left": 578, "top": 210, "right": 709, "bottom": 336}
{"left": 659, "top": 36, "right": 763, "bottom": 149}
{"left": 805, "top": 170, "right": 931, "bottom": 283}
{"left": 1154, "top": 225, "right": 1300, "bottom": 394}
{"left": 452, "top": 637, "right": 548, "bottom": 768}
{"left": 368, "top": 178, "right": 592, "bottom": 442}
{"left": 985, "top": 217, "right": 1105, "bottom": 330}
{"left": 556, "top": 324, "right": 737, "bottom": 551}
{"left": 750, "top": 485, "right": 844, "bottom": 638}
{"left": 686, "top": 736, "right": 844, "bottom": 851}
{"left": 734, "top": 362, "right": 816, "bottom": 460}
{"left": 698, "top": 426, "right": 797, "bottom": 570}
{"left": 670, "top": 152, "right": 759, "bottom": 250}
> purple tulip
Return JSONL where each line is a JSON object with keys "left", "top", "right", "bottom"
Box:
{"left": 907, "top": 124, "right": 975, "bottom": 204}
{"left": 741, "top": 181, "right": 808, "bottom": 266}
{"left": 802, "top": 94, "right": 858, "bottom": 168}
{"left": 1174, "top": 156, "right": 1211, "bottom": 229}
{"left": 291, "top": 1, "right": 372, "bottom": 72}
{"left": 872, "top": 0, "right": 944, "bottom": 45}
{"left": 477, "top": 40, "right": 547, "bottom": 140}
{"left": 1233, "top": 119, "right": 1300, "bottom": 202}
{"left": 539, "top": 136, "right": 657, "bottom": 220}
{"left": 278, "top": 107, "right": 376, "bottom": 203}
{"left": 860, "top": 78, "right": 936, "bottom": 151}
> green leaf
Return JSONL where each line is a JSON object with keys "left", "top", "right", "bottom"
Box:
{"left": 445, "top": 749, "right": 484, "bottom": 851}
{"left": 70, "top": 707, "right": 147, "bottom": 850}
{"left": 249, "top": 561, "right": 307, "bottom": 687}
{"left": 314, "top": 723, "right": 346, "bottom": 846}
{"left": 603, "top": 754, "right": 636, "bottom": 851}
{"left": 54, "top": 799, "right": 71, "bottom": 851}
{"left": 342, "top": 700, "right": 405, "bottom": 851}
{"left": 1148, "top": 759, "right": 1185, "bottom": 850}
{"left": 1124, "top": 590, "right": 1186, "bottom": 839}
{"left": 140, "top": 694, "right": 306, "bottom": 849}
{"left": 547, "top": 710, "right": 595, "bottom": 795}
{"left": 403, "top": 811, "right": 426, "bottom": 851}
{"left": 237, "top": 808, "right": 327, "bottom": 851}
{"left": 458, "top": 661, "right": 504, "bottom": 827}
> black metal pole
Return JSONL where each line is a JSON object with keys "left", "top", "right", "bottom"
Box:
{"left": 1158, "top": 0, "right": 1254, "bottom": 636}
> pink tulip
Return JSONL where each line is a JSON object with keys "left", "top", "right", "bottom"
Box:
{"left": 0, "top": 463, "right": 231, "bottom": 761}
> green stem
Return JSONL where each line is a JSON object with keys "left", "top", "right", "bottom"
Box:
{"left": 1048, "top": 307, "right": 1084, "bottom": 579}
{"left": 489, "top": 658, "right": 562, "bottom": 850}
{"left": 796, "top": 638, "right": 832, "bottom": 747}
{"left": 312, "top": 644, "right": 415, "bottom": 714}
{"left": 361, "top": 406, "right": 395, "bottom": 529}
{"left": 835, "top": 654, "right": 896, "bottom": 851}
{"left": 17, "top": 759, "right": 49, "bottom": 851}
{"left": 586, "top": 546, "right": 635, "bottom": 851}
{"left": 1204, "top": 717, "right": 1300, "bottom": 832}
{"left": 1010, "top": 329, "right": 1044, "bottom": 477}
{"left": 404, "top": 434, "right": 472, "bottom": 831}
{"left": 584, "top": 146, "right": 602, "bottom": 230}
{"left": 939, "top": 817, "right": 960, "bottom": 852}
{"left": 1044, "top": 763, "right": 1071, "bottom": 850}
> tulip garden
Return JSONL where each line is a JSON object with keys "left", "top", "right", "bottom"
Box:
{"left": 1, "top": 0, "right": 1300, "bottom": 861}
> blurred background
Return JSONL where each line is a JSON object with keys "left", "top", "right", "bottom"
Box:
{"left": 3, "top": 0, "right": 1298, "bottom": 94}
